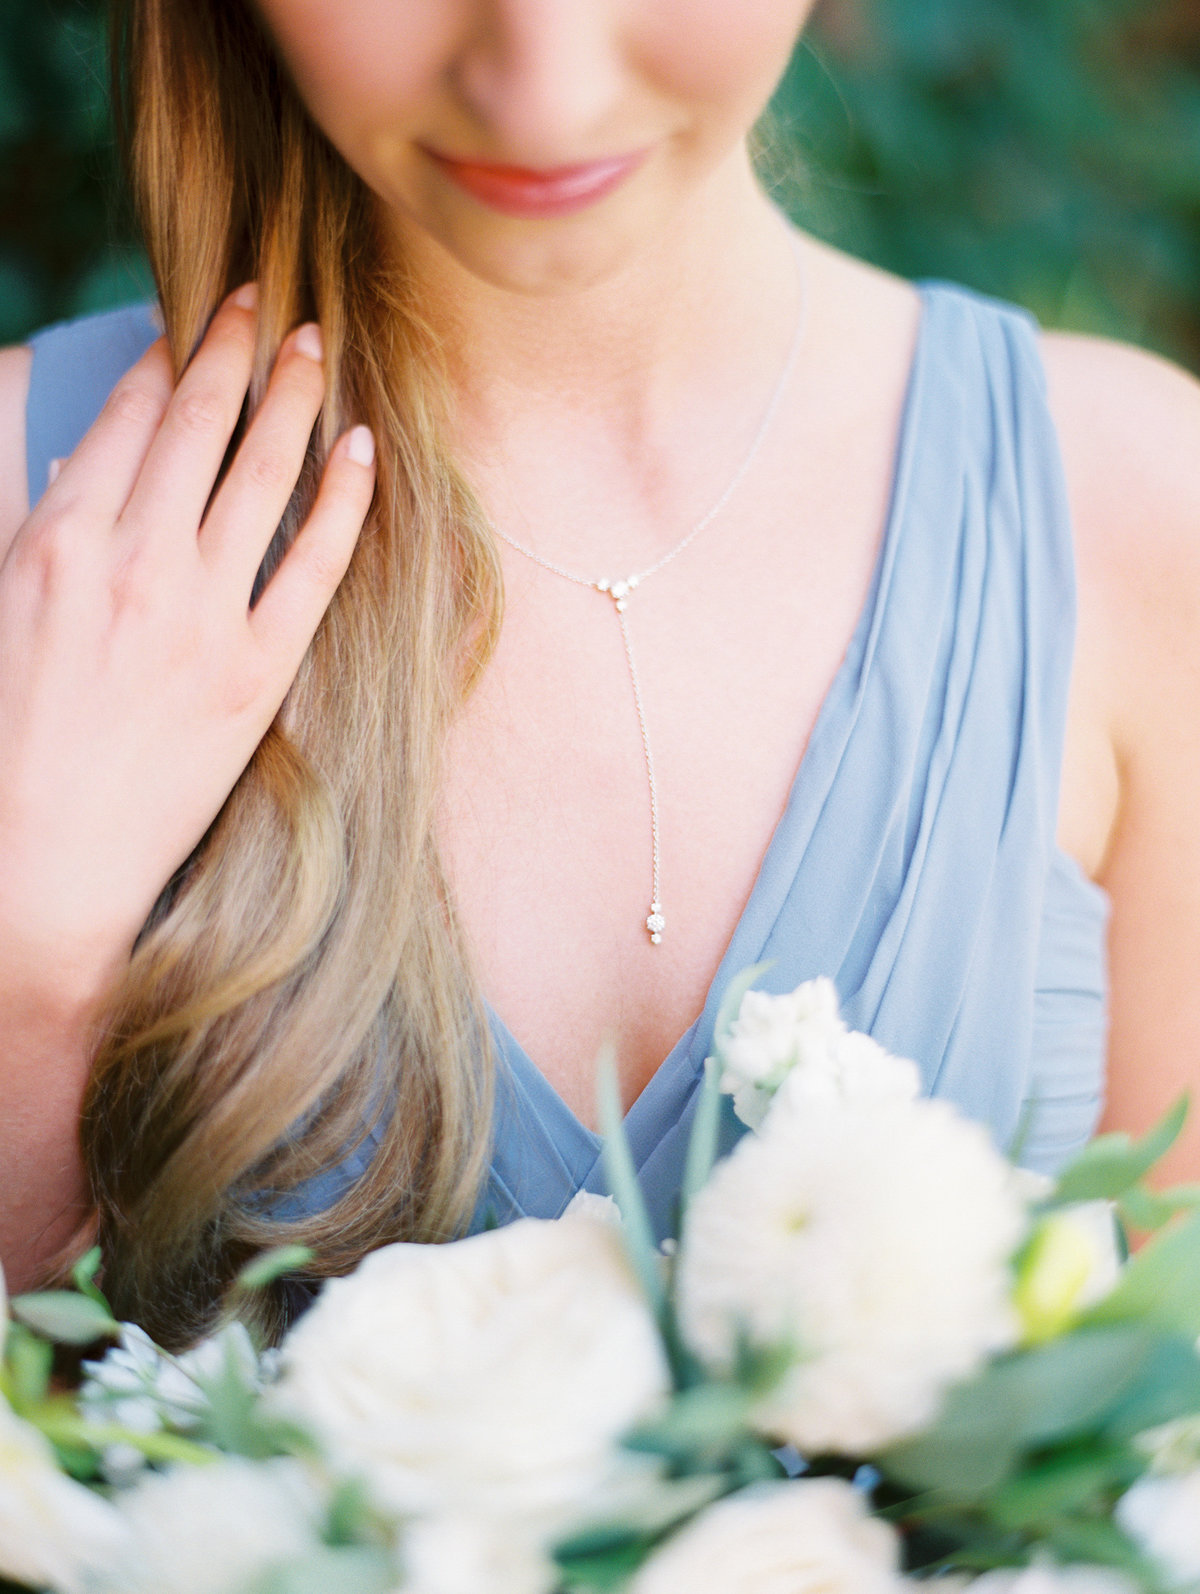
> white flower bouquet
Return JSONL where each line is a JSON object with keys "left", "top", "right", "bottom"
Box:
{"left": 6, "top": 970, "right": 1200, "bottom": 1594}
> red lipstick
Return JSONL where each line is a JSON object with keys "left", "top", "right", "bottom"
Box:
{"left": 424, "top": 149, "right": 645, "bottom": 218}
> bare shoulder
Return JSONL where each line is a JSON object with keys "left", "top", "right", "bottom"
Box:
{"left": 1041, "top": 332, "right": 1200, "bottom": 1176}
{"left": 1041, "top": 331, "right": 1200, "bottom": 763}
{"left": 0, "top": 342, "right": 33, "bottom": 544}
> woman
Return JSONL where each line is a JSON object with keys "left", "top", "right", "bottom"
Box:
{"left": 1, "top": 0, "right": 1198, "bottom": 1343}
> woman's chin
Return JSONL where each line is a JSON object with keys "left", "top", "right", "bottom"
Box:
{"left": 375, "top": 145, "right": 729, "bottom": 300}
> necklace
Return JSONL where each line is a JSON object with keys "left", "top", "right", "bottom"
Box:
{"left": 492, "top": 231, "right": 809, "bottom": 946}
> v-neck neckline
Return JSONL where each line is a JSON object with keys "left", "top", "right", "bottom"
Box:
{"left": 486, "top": 282, "right": 935, "bottom": 1171}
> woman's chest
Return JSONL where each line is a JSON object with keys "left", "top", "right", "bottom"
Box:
{"left": 437, "top": 471, "right": 889, "bottom": 1129}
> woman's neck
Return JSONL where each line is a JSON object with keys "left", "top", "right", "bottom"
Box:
{"left": 391, "top": 145, "right": 806, "bottom": 568}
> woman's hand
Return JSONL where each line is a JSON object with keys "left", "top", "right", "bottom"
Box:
{"left": 0, "top": 283, "right": 376, "bottom": 1010}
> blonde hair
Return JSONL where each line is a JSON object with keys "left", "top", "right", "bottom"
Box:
{"left": 83, "top": 0, "right": 503, "bottom": 1346}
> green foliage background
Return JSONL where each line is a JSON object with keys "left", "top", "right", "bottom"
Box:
{"left": 1, "top": 0, "right": 1199, "bottom": 369}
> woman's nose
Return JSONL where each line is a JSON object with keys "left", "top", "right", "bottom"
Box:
{"left": 450, "top": 0, "right": 629, "bottom": 160}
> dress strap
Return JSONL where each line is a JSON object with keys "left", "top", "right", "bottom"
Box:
{"left": 25, "top": 301, "right": 161, "bottom": 509}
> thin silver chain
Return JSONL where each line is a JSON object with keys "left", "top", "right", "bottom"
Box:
{"left": 493, "top": 230, "right": 809, "bottom": 945}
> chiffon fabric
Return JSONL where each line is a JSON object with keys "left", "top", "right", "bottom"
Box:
{"left": 25, "top": 283, "right": 1110, "bottom": 1238}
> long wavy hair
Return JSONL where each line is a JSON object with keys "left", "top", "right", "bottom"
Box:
{"left": 80, "top": 0, "right": 504, "bottom": 1347}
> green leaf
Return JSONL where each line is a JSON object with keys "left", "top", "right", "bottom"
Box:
{"left": 251, "top": 1546, "right": 396, "bottom": 1594}
{"left": 597, "top": 1046, "right": 665, "bottom": 1322}
{"left": 556, "top": 1538, "right": 659, "bottom": 1593}
{"left": 731, "top": 1439, "right": 788, "bottom": 1486}
{"left": 1119, "top": 1184, "right": 1200, "bottom": 1234}
{"left": 557, "top": 1473, "right": 728, "bottom": 1557}
{"left": 1052, "top": 1097, "right": 1188, "bottom": 1205}
{"left": 323, "top": 1477, "right": 381, "bottom": 1548}
{"left": 1, "top": 1324, "right": 54, "bottom": 1410}
{"left": 1040, "top": 1516, "right": 1158, "bottom": 1579}
{"left": 232, "top": 1246, "right": 315, "bottom": 1295}
{"left": 11, "top": 1291, "right": 120, "bottom": 1345}
{"left": 35, "top": 1406, "right": 216, "bottom": 1470}
{"left": 1083, "top": 1209, "right": 1200, "bottom": 1336}
{"left": 681, "top": 1056, "right": 723, "bottom": 1216}
{"left": 68, "top": 1246, "right": 111, "bottom": 1312}
{"left": 192, "top": 1333, "right": 312, "bottom": 1460}
{"left": 880, "top": 1327, "right": 1157, "bottom": 1500}
{"left": 624, "top": 1381, "right": 757, "bottom": 1465}
{"left": 986, "top": 1444, "right": 1142, "bottom": 1528}
{"left": 1099, "top": 1334, "right": 1200, "bottom": 1439}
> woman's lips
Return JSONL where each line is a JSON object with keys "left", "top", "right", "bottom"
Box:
{"left": 424, "top": 149, "right": 646, "bottom": 218}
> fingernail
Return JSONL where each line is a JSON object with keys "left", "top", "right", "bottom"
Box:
{"left": 294, "top": 322, "right": 324, "bottom": 362}
{"left": 48, "top": 457, "right": 63, "bottom": 485}
{"left": 232, "top": 282, "right": 259, "bottom": 310}
{"left": 346, "top": 425, "right": 376, "bottom": 467}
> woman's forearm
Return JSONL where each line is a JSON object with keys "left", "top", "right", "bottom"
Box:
{"left": 0, "top": 968, "right": 99, "bottom": 1291}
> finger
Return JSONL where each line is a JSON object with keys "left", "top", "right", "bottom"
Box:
{"left": 200, "top": 322, "right": 326, "bottom": 590}
{"left": 41, "top": 337, "right": 174, "bottom": 523}
{"left": 122, "top": 283, "right": 260, "bottom": 539}
{"left": 249, "top": 425, "right": 375, "bottom": 675}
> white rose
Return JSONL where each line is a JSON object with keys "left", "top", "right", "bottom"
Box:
{"left": 715, "top": 978, "right": 919, "bottom": 1131}
{"left": 402, "top": 1513, "right": 557, "bottom": 1594}
{"left": 562, "top": 1190, "right": 623, "bottom": 1228}
{"left": 629, "top": 1478, "right": 902, "bottom": 1594}
{"left": 0, "top": 1394, "right": 127, "bottom": 1594}
{"left": 93, "top": 1456, "right": 324, "bottom": 1594}
{"left": 967, "top": 1564, "right": 1140, "bottom": 1594}
{"left": 276, "top": 1212, "right": 669, "bottom": 1534}
{"left": 1117, "top": 1471, "right": 1200, "bottom": 1588}
{"left": 677, "top": 1091, "right": 1025, "bottom": 1454}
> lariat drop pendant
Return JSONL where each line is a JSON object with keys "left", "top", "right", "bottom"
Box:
{"left": 490, "top": 228, "right": 809, "bottom": 952}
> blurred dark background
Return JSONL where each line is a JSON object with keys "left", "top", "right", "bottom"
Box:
{"left": 2, "top": 0, "right": 1200, "bottom": 369}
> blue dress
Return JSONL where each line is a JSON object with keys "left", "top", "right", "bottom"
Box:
{"left": 24, "top": 283, "right": 1111, "bottom": 1236}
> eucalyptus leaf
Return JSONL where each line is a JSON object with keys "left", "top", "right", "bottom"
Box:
{"left": 624, "top": 1380, "right": 759, "bottom": 1464}
{"left": 192, "top": 1334, "right": 310, "bottom": 1460}
{"left": 598, "top": 1047, "right": 666, "bottom": 1322}
{"left": 68, "top": 1246, "right": 111, "bottom": 1312}
{"left": 1119, "top": 1183, "right": 1200, "bottom": 1234}
{"left": 1100, "top": 1334, "right": 1200, "bottom": 1439}
{"left": 879, "top": 1327, "right": 1156, "bottom": 1500}
{"left": 559, "top": 1472, "right": 728, "bottom": 1552}
{"left": 1041, "top": 1516, "right": 1158, "bottom": 1580}
{"left": 1051, "top": 1098, "right": 1188, "bottom": 1205}
{"left": 555, "top": 1537, "right": 657, "bottom": 1593}
{"left": 986, "top": 1445, "right": 1142, "bottom": 1529}
{"left": 251, "top": 1546, "right": 396, "bottom": 1594}
{"left": 11, "top": 1291, "right": 120, "bottom": 1345}
{"left": 233, "top": 1245, "right": 316, "bottom": 1295}
{"left": 324, "top": 1477, "right": 381, "bottom": 1548}
{"left": 1, "top": 1324, "right": 53, "bottom": 1410}
{"left": 681, "top": 1056, "right": 723, "bottom": 1217}
{"left": 1083, "top": 1210, "right": 1200, "bottom": 1336}
{"left": 733, "top": 1439, "right": 789, "bottom": 1485}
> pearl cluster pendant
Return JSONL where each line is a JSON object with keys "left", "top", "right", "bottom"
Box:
{"left": 646, "top": 902, "right": 666, "bottom": 945}
{"left": 595, "top": 574, "right": 640, "bottom": 612}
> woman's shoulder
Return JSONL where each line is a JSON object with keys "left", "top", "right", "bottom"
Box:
{"left": 26, "top": 301, "right": 163, "bottom": 511}
{"left": 0, "top": 343, "right": 33, "bottom": 536}
{"left": 1, "top": 300, "right": 162, "bottom": 530}
{"left": 1041, "top": 330, "right": 1200, "bottom": 771}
